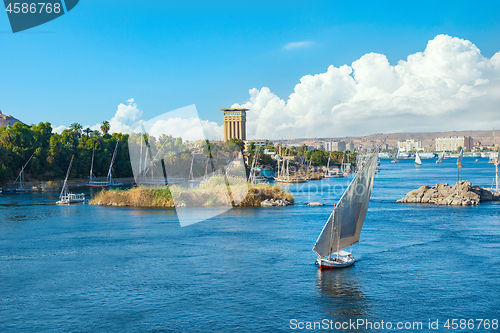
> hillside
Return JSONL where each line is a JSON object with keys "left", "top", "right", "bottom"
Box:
{"left": 275, "top": 129, "right": 498, "bottom": 149}
{"left": 0, "top": 110, "right": 22, "bottom": 127}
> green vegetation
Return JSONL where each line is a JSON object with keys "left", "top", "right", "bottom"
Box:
{"left": 90, "top": 175, "right": 293, "bottom": 208}
{"left": 305, "top": 149, "right": 356, "bottom": 166}
{"left": 0, "top": 122, "right": 132, "bottom": 184}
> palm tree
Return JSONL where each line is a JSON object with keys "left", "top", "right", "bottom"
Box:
{"left": 83, "top": 127, "right": 92, "bottom": 138}
{"left": 70, "top": 123, "right": 83, "bottom": 139}
{"left": 91, "top": 130, "right": 102, "bottom": 138}
{"left": 101, "top": 121, "right": 110, "bottom": 135}
{"left": 1, "top": 126, "right": 15, "bottom": 148}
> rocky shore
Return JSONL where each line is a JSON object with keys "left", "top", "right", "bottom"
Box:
{"left": 397, "top": 181, "right": 500, "bottom": 206}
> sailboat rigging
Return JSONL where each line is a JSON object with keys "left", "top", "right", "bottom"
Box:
{"left": 14, "top": 152, "right": 35, "bottom": 193}
{"left": 86, "top": 141, "right": 123, "bottom": 187}
{"left": 313, "top": 147, "right": 379, "bottom": 269}
{"left": 56, "top": 156, "right": 85, "bottom": 204}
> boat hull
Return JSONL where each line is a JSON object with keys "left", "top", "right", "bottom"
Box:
{"left": 318, "top": 257, "right": 356, "bottom": 269}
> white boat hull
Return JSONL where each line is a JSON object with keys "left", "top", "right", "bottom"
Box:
{"left": 317, "top": 256, "right": 356, "bottom": 269}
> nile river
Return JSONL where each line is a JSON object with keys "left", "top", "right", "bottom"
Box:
{"left": 1, "top": 157, "right": 499, "bottom": 332}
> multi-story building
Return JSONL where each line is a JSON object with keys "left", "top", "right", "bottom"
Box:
{"left": 244, "top": 139, "right": 269, "bottom": 151}
{"left": 435, "top": 136, "right": 473, "bottom": 151}
{"left": 222, "top": 108, "right": 248, "bottom": 142}
{"left": 346, "top": 142, "right": 355, "bottom": 152}
{"left": 397, "top": 140, "right": 423, "bottom": 152}
{"left": 325, "top": 141, "right": 346, "bottom": 151}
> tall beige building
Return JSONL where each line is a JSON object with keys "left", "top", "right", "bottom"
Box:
{"left": 222, "top": 108, "right": 248, "bottom": 142}
{"left": 435, "top": 136, "right": 473, "bottom": 151}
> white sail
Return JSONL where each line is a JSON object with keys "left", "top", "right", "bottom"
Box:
{"left": 313, "top": 151, "right": 378, "bottom": 257}
{"left": 415, "top": 152, "right": 422, "bottom": 165}
{"left": 393, "top": 149, "right": 399, "bottom": 161}
{"left": 437, "top": 151, "right": 444, "bottom": 163}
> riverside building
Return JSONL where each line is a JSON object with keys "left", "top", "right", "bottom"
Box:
{"left": 435, "top": 136, "right": 473, "bottom": 151}
{"left": 222, "top": 108, "right": 248, "bottom": 142}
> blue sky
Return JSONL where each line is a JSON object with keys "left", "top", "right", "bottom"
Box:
{"left": 1, "top": 0, "right": 500, "bottom": 137}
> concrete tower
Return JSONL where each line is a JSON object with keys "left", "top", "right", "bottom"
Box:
{"left": 221, "top": 108, "right": 248, "bottom": 142}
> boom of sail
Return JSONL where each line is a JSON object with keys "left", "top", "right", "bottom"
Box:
{"left": 313, "top": 151, "right": 378, "bottom": 258}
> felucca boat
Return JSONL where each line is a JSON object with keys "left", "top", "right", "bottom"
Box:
{"left": 313, "top": 149, "right": 378, "bottom": 269}
{"left": 391, "top": 149, "right": 399, "bottom": 163}
{"left": 414, "top": 152, "right": 422, "bottom": 167}
{"left": 86, "top": 141, "right": 123, "bottom": 187}
{"left": 56, "top": 156, "right": 85, "bottom": 205}
{"left": 14, "top": 152, "right": 35, "bottom": 193}
{"left": 436, "top": 151, "right": 445, "bottom": 164}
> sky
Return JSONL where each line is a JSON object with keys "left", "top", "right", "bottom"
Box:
{"left": 1, "top": 0, "right": 500, "bottom": 139}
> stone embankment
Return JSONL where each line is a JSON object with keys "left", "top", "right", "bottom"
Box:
{"left": 397, "top": 181, "right": 500, "bottom": 206}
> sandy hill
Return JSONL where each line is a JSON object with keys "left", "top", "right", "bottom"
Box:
{"left": 0, "top": 110, "right": 22, "bottom": 127}
{"left": 275, "top": 129, "right": 498, "bottom": 149}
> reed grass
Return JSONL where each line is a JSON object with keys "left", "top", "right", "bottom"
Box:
{"left": 90, "top": 176, "right": 293, "bottom": 208}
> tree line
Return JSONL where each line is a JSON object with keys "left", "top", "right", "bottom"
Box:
{"left": 0, "top": 121, "right": 132, "bottom": 185}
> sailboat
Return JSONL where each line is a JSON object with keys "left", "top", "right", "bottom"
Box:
{"left": 274, "top": 148, "right": 307, "bottom": 183}
{"left": 436, "top": 151, "right": 445, "bottom": 164}
{"left": 391, "top": 149, "right": 399, "bottom": 163}
{"left": 56, "top": 156, "right": 85, "bottom": 205}
{"left": 414, "top": 152, "right": 422, "bottom": 167}
{"left": 324, "top": 152, "right": 343, "bottom": 178}
{"left": 313, "top": 149, "right": 378, "bottom": 269}
{"left": 14, "top": 152, "right": 35, "bottom": 193}
{"left": 493, "top": 151, "right": 500, "bottom": 193}
{"left": 86, "top": 141, "right": 123, "bottom": 187}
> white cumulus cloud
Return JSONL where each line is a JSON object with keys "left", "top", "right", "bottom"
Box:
{"left": 234, "top": 34, "right": 500, "bottom": 139}
{"left": 109, "top": 98, "right": 143, "bottom": 134}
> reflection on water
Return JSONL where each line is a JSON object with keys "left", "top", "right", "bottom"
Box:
{"left": 316, "top": 267, "right": 369, "bottom": 320}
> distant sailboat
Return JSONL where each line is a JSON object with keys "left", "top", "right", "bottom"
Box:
{"left": 56, "top": 156, "right": 85, "bottom": 205}
{"left": 313, "top": 149, "right": 378, "bottom": 269}
{"left": 391, "top": 149, "right": 399, "bottom": 163}
{"left": 274, "top": 148, "right": 307, "bottom": 183}
{"left": 324, "top": 152, "right": 343, "bottom": 178}
{"left": 14, "top": 152, "right": 35, "bottom": 193}
{"left": 86, "top": 141, "right": 123, "bottom": 187}
{"left": 414, "top": 152, "right": 422, "bottom": 167}
{"left": 493, "top": 151, "right": 499, "bottom": 193}
{"left": 436, "top": 151, "right": 445, "bottom": 164}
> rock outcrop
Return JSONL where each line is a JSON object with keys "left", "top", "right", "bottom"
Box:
{"left": 307, "top": 202, "right": 324, "bottom": 206}
{"left": 260, "top": 198, "right": 293, "bottom": 207}
{"left": 397, "top": 181, "right": 500, "bottom": 206}
{"left": 0, "top": 110, "right": 22, "bottom": 127}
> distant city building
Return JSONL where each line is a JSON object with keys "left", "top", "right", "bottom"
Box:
{"left": 222, "top": 108, "right": 248, "bottom": 142}
{"left": 325, "top": 141, "right": 346, "bottom": 151}
{"left": 435, "top": 136, "right": 473, "bottom": 151}
{"left": 244, "top": 139, "right": 269, "bottom": 151}
{"left": 397, "top": 140, "right": 423, "bottom": 152}
{"left": 346, "top": 142, "right": 355, "bottom": 152}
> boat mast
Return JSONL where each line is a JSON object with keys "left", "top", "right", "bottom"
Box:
{"left": 189, "top": 153, "right": 195, "bottom": 181}
{"left": 107, "top": 140, "right": 119, "bottom": 184}
{"left": 15, "top": 152, "right": 35, "bottom": 188}
{"left": 60, "top": 156, "right": 74, "bottom": 199}
{"left": 89, "top": 148, "right": 95, "bottom": 182}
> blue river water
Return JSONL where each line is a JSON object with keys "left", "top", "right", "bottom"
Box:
{"left": 1, "top": 157, "right": 499, "bottom": 332}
